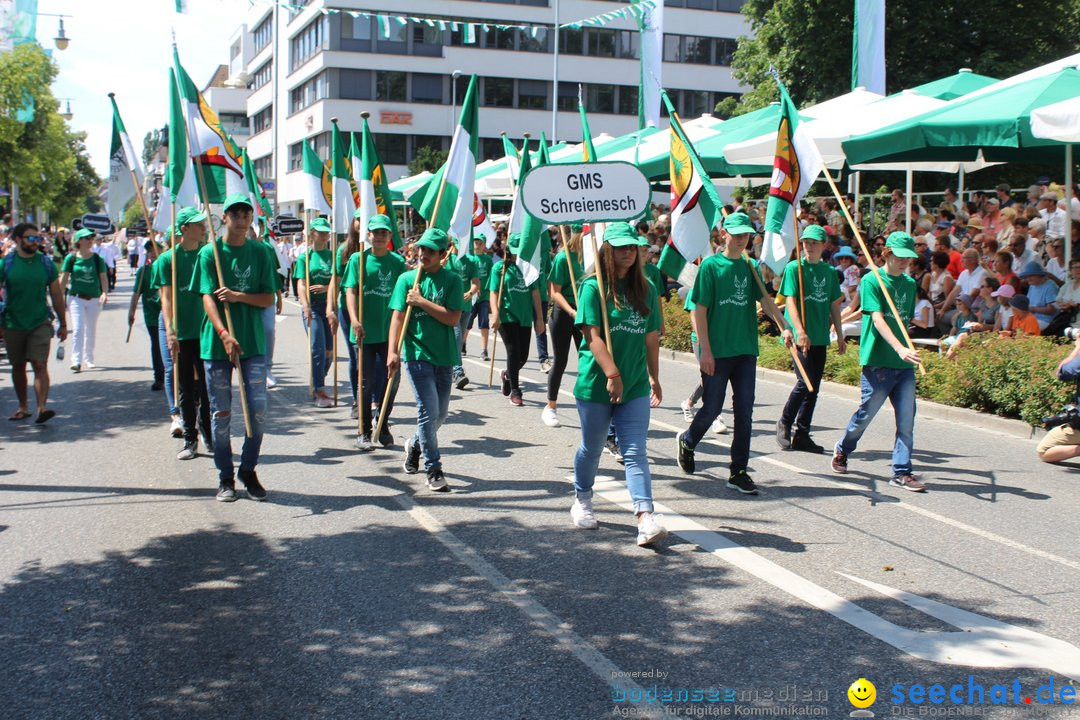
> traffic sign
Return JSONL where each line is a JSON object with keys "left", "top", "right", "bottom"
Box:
{"left": 521, "top": 161, "right": 651, "bottom": 224}
{"left": 80, "top": 214, "right": 115, "bottom": 234}
{"left": 275, "top": 215, "right": 305, "bottom": 234}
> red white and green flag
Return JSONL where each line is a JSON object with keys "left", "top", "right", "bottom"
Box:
{"left": 242, "top": 149, "right": 274, "bottom": 240}
{"left": 302, "top": 139, "right": 332, "bottom": 215}
{"left": 330, "top": 119, "right": 356, "bottom": 233}
{"left": 762, "top": 76, "right": 823, "bottom": 274}
{"left": 352, "top": 118, "right": 402, "bottom": 250}
{"left": 657, "top": 90, "right": 723, "bottom": 285}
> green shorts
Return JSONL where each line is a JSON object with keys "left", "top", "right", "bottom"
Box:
{"left": 4, "top": 321, "right": 52, "bottom": 366}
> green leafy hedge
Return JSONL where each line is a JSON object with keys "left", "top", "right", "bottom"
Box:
{"left": 659, "top": 298, "right": 1075, "bottom": 426}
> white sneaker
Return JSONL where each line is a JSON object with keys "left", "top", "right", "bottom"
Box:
{"left": 637, "top": 513, "right": 668, "bottom": 547}
{"left": 541, "top": 407, "right": 561, "bottom": 427}
{"left": 570, "top": 498, "right": 598, "bottom": 529}
{"left": 679, "top": 400, "right": 695, "bottom": 422}
{"left": 266, "top": 372, "right": 278, "bottom": 388}
{"left": 169, "top": 415, "right": 183, "bottom": 438}
{"left": 540, "top": 359, "right": 553, "bottom": 373}
{"left": 711, "top": 418, "right": 728, "bottom": 434}
{"left": 314, "top": 392, "right": 332, "bottom": 408}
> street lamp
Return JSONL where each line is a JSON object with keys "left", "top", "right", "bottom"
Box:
{"left": 58, "top": 98, "right": 73, "bottom": 121}
{"left": 38, "top": 14, "right": 72, "bottom": 50}
{"left": 450, "top": 69, "right": 462, "bottom": 139}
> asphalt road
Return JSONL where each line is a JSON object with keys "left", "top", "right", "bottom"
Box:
{"left": 2, "top": 267, "right": 1079, "bottom": 719}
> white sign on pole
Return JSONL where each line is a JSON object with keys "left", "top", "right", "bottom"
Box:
{"left": 521, "top": 162, "right": 651, "bottom": 224}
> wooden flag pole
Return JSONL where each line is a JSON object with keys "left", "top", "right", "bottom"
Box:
{"left": 193, "top": 154, "right": 253, "bottom": 437}
{"left": 488, "top": 259, "right": 509, "bottom": 387}
{"left": 329, "top": 119, "right": 341, "bottom": 408}
{"left": 559, "top": 225, "right": 580, "bottom": 308}
{"left": 588, "top": 228, "right": 613, "bottom": 351}
{"left": 303, "top": 211, "right": 314, "bottom": 399}
{"left": 793, "top": 213, "right": 806, "bottom": 328}
{"left": 742, "top": 252, "right": 814, "bottom": 393}
{"left": 815, "top": 157, "right": 926, "bottom": 375}
{"left": 356, "top": 238, "right": 365, "bottom": 437}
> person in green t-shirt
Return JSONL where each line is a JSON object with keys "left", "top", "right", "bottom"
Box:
{"left": 342, "top": 213, "right": 406, "bottom": 450}
{"left": 775, "top": 224, "right": 846, "bottom": 454}
{"left": 542, "top": 224, "right": 585, "bottom": 428}
{"left": 60, "top": 228, "right": 108, "bottom": 372}
{"left": 191, "top": 193, "right": 277, "bottom": 503}
{"left": 388, "top": 227, "right": 465, "bottom": 492}
{"left": 466, "top": 235, "right": 494, "bottom": 360}
{"left": 156, "top": 207, "right": 212, "bottom": 457}
{"left": 490, "top": 232, "right": 544, "bottom": 407}
{"left": 568, "top": 222, "right": 666, "bottom": 547}
{"left": 833, "top": 231, "right": 926, "bottom": 492}
{"left": 127, "top": 238, "right": 165, "bottom": 392}
{"left": 294, "top": 216, "right": 335, "bottom": 408}
{"left": 332, "top": 210, "right": 368, "bottom": 417}
{"left": 0, "top": 222, "right": 67, "bottom": 424}
{"left": 445, "top": 240, "right": 480, "bottom": 391}
{"left": 676, "top": 212, "right": 793, "bottom": 496}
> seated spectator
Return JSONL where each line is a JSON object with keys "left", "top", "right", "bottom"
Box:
{"left": 1040, "top": 192, "right": 1068, "bottom": 241}
{"left": 1037, "top": 336, "right": 1080, "bottom": 464}
{"left": 927, "top": 251, "right": 955, "bottom": 310}
{"left": 1009, "top": 235, "right": 1036, "bottom": 273}
{"left": 995, "top": 251, "right": 1022, "bottom": 293}
{"left": 909, "top": 285, "right": 937, "bottom": 339}
{"left": 1045, "top": 238, "right": 1067, "bottom": 284}
{"left": 1019, "top": 261, "right": 1058, "bottom": 330}
{"left": 935, "top": 235, "right": 963, "bottom": 278}
{"left": 939, "top": 248, "right": 987, "bottom": 331}
{"left": 991, "top": 283, "right": 1015, "bottom": 332}
{"left": 941, "top": 294, "right": 978, "bottom": 349}
{"left": 996, "top": 207, "right": 1018, "bottom": 247}
{"left": 1055, "top": 258, "right": 1080, "bottom": 330}
{"left": 834, "top": 246, "right": 859, "bottom": 302}
{"left": 982, "top": 196, "right": 1003, "bottom": 236}
{"left": 1002, "top": 295, "right": 1041, "bottom": 337}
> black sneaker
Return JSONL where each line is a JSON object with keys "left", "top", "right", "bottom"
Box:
{"left": 455, "top": 373, "right": 470, "bottom": 391}
{"left": 831, "top": 449, "right": 848, "bottom": 474}
{"left": 403, "top": 442, "right": 421, "bottom": 474}
{"left": 238, "top": 470, "right": 267, "bottom": 501}
{"left": 676, "top": 432, "right": 696, "bottom": 474}
{"left": 426, "top": 468, "right": 449, "bottom": 492}
{"left": 378, "top": 429, "right": 394, "bottom": 448}
{"left": 151, "top": 381, "right": 164, "bottom": 392}
{"left": 726, "top": 470, "right": 759, "bottom": 495}
{"left": 177, "top": 441, "right": 198, "bottom": 461}
{"left": 775, "top": 418, "right": 792, "bottom": 449}
{"left": 603, "top": 435, "right": 623, "bottom": 464}
{"left": 481, "top": 349, "right": 489, "bottom": 361}
{"left": 356, "top": 433, "right": 374, "bottom": 452}
{"left": 791, "top": 433, "right": 825, "bottom": 454}
{"left": 500, "top": 370, "right": 511, "bottom": 397}
{"left": 216, "top": 477, "right": 237, "bottom": 502}
{"left": 350, "top": 403, "right": 359, "bottom": 420}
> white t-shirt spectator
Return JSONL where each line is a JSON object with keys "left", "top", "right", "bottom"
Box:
{"left": 955, "top": 265, "right": 987, "bottom": 297}
{"left": 1012, "top": 248, "right": 1037, "bottom": 274}
{"left": 1042, "top": 206, "right": 1068, "bottom": 239}
{"left": 1046, "top": 257, "right": 1067, "bottom": 282}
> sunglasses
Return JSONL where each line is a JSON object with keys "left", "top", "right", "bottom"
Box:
{"left": 21, "top": 234, "right": 44, "bottom": 243}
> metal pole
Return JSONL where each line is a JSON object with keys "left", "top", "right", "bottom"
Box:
{"left": 957, "top": 166, "right": 965, "bottom": 204}
{"left": 905, "top": 168, "right": 913, "bottom": 234}
{"left": 1066, "top": 144, "right": 1073, "bottom": 270}
{"left": 552, "top": 0, "right": 559, "bottom": 142}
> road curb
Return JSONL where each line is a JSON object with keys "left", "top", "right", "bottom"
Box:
{"left": 660, "top": 348, "right": 1045, "bottom": 443}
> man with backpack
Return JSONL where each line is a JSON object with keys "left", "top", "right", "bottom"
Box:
{"left": 0, "top": 223, "right": 67, "bottom": 423}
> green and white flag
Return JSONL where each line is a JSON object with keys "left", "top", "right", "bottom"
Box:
{"left": 174, "top": 0, "right": 188, "bottom": 13}
{"left": 415, "top": 74, "right": 479, "bottom": 244}
{"left": 242, "top": 149, "right": 274, "bottom": 239}
{"left": 330, "top": 119, "right": 355, "bottom": 233}
{"left": 852, "top": 0, "right": 885, "bottom": 94}
{"left": 637, "top": 1, "right": 663, "bottom": 129}
{"left": 155, "top": 69, "right": 198, "bottom": 232}
{"left": 762, "top": 77, "right": 823, "bottom": 274}
{"left": 514, "top": 143, "right": 549, "bottom": 286}
{"left": 353, "top": 118, "right": 402, "bottom": 250}
{"left": 578, "top": 85, "right": 599, "bottom": 162}
{"left": 302, "top": 139, "right": 332, "bottom": 215}
{"left": 657, "top": 91, "right": 724, "bottom": 285}
{"left": 502, "top": 133, "right": 521, "bottom": 184}
{"left": 106, "top": 93, "right": 145, "bottom": 221}
{"left": 507, "top": 136, "right": 532, "bottom": 237}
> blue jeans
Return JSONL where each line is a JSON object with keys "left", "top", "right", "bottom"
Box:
{"left": 338, "top": 306, "right": 358, "bottom": 401}
{"left": 535, "top": 300, "right": 549, "bottom": 361}
{"left": 836, "top": 366, "right": 916, "bottom": 476}
{"left": 453, "top": 306, "right": 470, "bottom": 376}
{"left": 204, "top": 356, "right": 268, "bottom": 481}
{"left": 404, "top": 361, "right": 452, "bottom": 473}
{"left": 147, "top": 323, "right": 164, "bottom": 385}
{"left": 157, "top": 312, "right": 177, "bottom": 415}
{"left": 574, "top": 394, "right": 654, "bottom": 513}
{"left": 302, "top": 299, "right": 330, "bottom": 391}
{"left": 261, "top": 304, "right": 276, "bottom": 376}
{"left": 685, "top": 354, "right": 756, "bottom": 473}
{"left": 361, "top": 341, "right": 400, "bottom": 435}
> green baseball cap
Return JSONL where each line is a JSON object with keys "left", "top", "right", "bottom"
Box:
{"left": 222, "top": 193, "right": 253, "bottom": 213}
{"left": 602, "top": 222, "right": 640, "bottom": 248}
{"left": 74, "top": 228, "right": 95, "bottom": 241}
{"left": 416, "top": 227, "right": 449, "bottom": 251}
{"left": 722, "top": 212, "right": 755, "bottom": 235}
{"left": 801, "top": 225, "right": 827, "bottom": 242}
{"left": 366, "top": 214, "right": 394, "bottom": 233}
{"left": 885, "top": 231, "right": 919, "bottom": 258}
{"left": 175, "top": 206, "right": 208, "bottom": 227}
{"left": 310, "top": 217, "right": 332, "bottom": 233}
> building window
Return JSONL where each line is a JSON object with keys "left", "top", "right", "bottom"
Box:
{"left": 559, "top": 28, "right": 583, "bottom": 55}
{"left": 288, "top": 142, "right": 303, "bottom": 171}
{"left": 253, "top": 15, "right": 273, "bottom": 53}
{"left": 618, "top": 85, "right": 638, "bottom": 115}
{"left": 252, "top": 60, "right": 272, "bottom": 90}
{"left": 518, "top": 27, "right": 548, "bottom": 52}
{"left": 518, "top": 79, "right": 548, "bottom": 110}
{"left": 484, "top": 77, "right": 513, "bottom": 107}
{"left": 411, "top": 73, "right": 443, "bottom": 104}
{"left": 289, "top": 72, "right": 329, "bottom": 113}
{"left": 375, "top": 71, "right": 406, "bottom": 101}
{"left": 586, "top": 29, "right": 616, "bottom": 58}
{"left": 480, "top": 137, "right": 505, "bottom": 162}
{"left": 482, "top": 26, "right": 515, "bottom": 50}
{"left": 290, "top": 16, "right": 327, "bottom": 71}
{"left": 252, "top": 105, "right": 273, "bottom": 134}
{"left": 253, "top": 154, "right": 273, "bottom": 181}
{"left": 556, "top": 83, "right": 576, "bottom": 111}
{"left": 411, "top": 135, "right": 445, "bottom": 155}
{"left": 684, "top": 36, "right": 712, "bottom": 64}
{"left": 341, "top": 13, "right": 372, "bottom": 40}
{"left": 715, "top": 38, "right": 736, "bottom": 66}
{"left": 615, "top": 30, "right": 639, "bottom": 59}
{"left": 663, "top": 34, "right": 681, "bottom": 63}
{"left": 683, "top": 90, "right": 712, "bottom": 117}
{"left": 412, "top": 22, "right": 442, "bottom": 57}
{"left": 586, "top": 84, "right": 615, "bottom": 114}
{"left": 377, "top": 18, "right": 408, "bottom": 54}
{"left": 339, "top": 69, "right": 372, "bottom": 100}
{"left": 374, "top": 133, "right": 406, "bottom": 165}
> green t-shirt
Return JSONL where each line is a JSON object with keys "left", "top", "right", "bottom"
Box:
{"left": 489, "top": 259, "right": 534, "bottom": 326}
{"left": 643, "top": 262, "right": 664, "bottom": 300}
{"left": 134, "top": 264, "right": 161, "bottom": 327}
{"left": 471, "top": 253, "right": 493, "bottom": 305}
{"left": 1, "top": 252, "right": 56, "bottom": 331}
{"left": 341, "top": 249, "right": 407, "bottom": 344}
{"left": 780, "top": 260, "right": 842, "bottom": 347}
{"left": 335, "top": 244, "right": 351, "bottom": 306}
{"left": 689, "top": 253, "right": 764, "bottom": 358}
{"left": 859, "top": 271, "right": 917, "bottom": 370}
{"left": 549, "top": 250, "right": 585, "bottom": 309}
{"left": 62, "top": 253, "right": 104, "bottom": 298}
{"left": 538, "top": 249, "right": 551, "bottom": 302}
{"left": 446, "top": 253, "right": 478, "bottom": 300}
{"left": 684, "top": 292, "right": 698, "bottom": 345}
{"left": 389, "top": 267, "right": 465, "bottom": 366}
{"left": 191, "top": 238, "right": 277, "bottom": 361}
{"left": 294, "top": 248, "right": 334, "bottom": 303}
{"left": 573, "top": 276, "right": 661, "bottom": 404}
{"left": 152, "top": 245, "right": 205, "bottom": 342}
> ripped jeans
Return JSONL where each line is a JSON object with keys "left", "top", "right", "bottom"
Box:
{"left": 204, "top": 356, "right": 268, "bottom": 481}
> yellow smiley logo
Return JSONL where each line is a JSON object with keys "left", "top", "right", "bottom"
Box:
{"left": 848, "top": 678, "right": 876, "bottom": 709}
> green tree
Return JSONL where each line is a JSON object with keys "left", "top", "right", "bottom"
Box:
{"left": 408, "top": 146, "right": 448, "bottom": 176}
{"left": 143, "top": 125, "right": 166, "bottom": 167}
{"left": 726, "top": 0, "right": 1080, "bottom": 115}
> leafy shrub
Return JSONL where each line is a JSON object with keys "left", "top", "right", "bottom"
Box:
{"left": 660, "top": 298, "right": 693, "bottom": 354}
